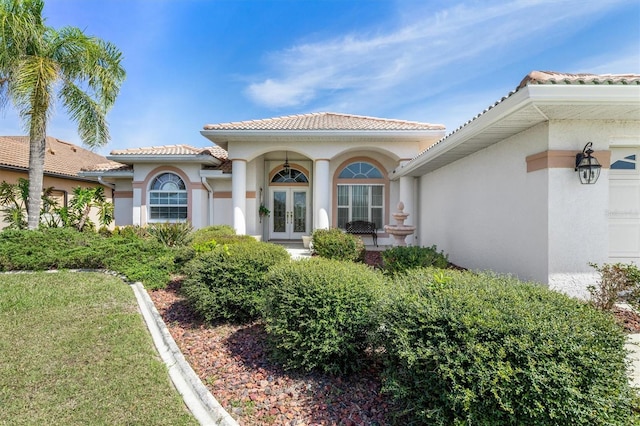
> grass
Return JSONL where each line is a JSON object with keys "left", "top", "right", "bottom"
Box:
{"left": 0, "top": 271, "right": 197, "bottom": 426}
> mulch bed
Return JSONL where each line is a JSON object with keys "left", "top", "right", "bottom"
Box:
{"left": 149, "top": 277, "right": 394, "bottom": 426}
{"left": 612, "top": 306, "right": 640, "bottom": 333}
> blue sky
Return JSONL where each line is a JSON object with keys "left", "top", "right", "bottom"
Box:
{"left": 1, "top": 0, "right": 639, "bottom": 155}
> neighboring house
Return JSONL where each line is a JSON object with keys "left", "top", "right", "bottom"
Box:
{"left": 84, "top": 71, "right": 640, "bottom": 297}
{"left": 0, "top": 136, "right": 115, "bottom": 229}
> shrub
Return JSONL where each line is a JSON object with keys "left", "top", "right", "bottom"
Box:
{"left": 0, "top": 228, "right": 104, "bottom": 271}
{"left": 311, "top": 228, "right": 364, "bottom": 262}
{"left": 381, "top": 245, "right": 448, "bottom": 275}
{"left": 147, "top": 222, "right": 193, "bottom": 247}
{"left": 190, "top": 225, "right": 236, "bottom": 245}
{"left": 263, "top": 258, "right": 386, "bottom": 375}
{"left": 589, "top": 262, "right": 640, "bottom": 311}
{"left": 0, "top": 228, "right": 175, "bottom": 289}
{"left": 181, "top": 241, "right": 289, "bottom": 323}
{"left": 377, "top": 268, "right": 637, "bottom": 425}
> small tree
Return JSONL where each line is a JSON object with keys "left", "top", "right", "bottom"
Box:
{"left": 56, "top": 186, "right": 114, "bottom": 231}
{"left": 0, "top": 178, "right": 56, "bottom": 229}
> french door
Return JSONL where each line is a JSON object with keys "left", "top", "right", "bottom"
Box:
{"left": 270, "top": 188, "right": 309, "bottom": 240}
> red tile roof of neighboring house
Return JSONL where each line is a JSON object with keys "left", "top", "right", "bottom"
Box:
{"left": 0, "top": 136, "right": 110, "bottom": 179}
{"left": 110, "top": 144, "right": 228, "bottom": 159}
{"left": 203, "top": 112, "right": 445, "bottom": 131}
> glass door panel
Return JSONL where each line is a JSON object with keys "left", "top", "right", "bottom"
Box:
{"left": 269, "top": 188, "right": 308, "bottom": 240}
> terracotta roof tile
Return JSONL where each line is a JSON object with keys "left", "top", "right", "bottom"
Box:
{"left": 82, "top": 161, "right": 133, "bottom": 173}
{"left": 203, "top": 112, "right": 444, "bottom": 131}
{"left": 517, "top": 71, "right": 640, "bottom": 90}
{"left": 110, "top": 144, "right": 228, "bottom": 160}
{"left": 0, "top": 136, "right": 111, "bottom": 179}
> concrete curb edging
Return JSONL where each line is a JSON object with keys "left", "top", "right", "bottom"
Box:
{"left": 129, "top": 281, "right": 238, "bottom": 426}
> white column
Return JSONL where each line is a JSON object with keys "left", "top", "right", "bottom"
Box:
{"left": 232, "top": 159, "right": 247, "bottom": 235}
{"left": 399, "top": 176, "right": 415, "bottom": 226}
{"left": 132, "top": 187, "right": 142, "bottom": 226}
{"left": 314, "top": 159, "right": 330, "bottom": 229}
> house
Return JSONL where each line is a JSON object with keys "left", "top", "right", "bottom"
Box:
{"left": 0, "top": 136, "right": 115, "bottom": 229}
{"left": 393, "top": 71, "right": 640, "bottom": 297}
{"left": 84, "top": 71, "right": 640, "bottom": 297}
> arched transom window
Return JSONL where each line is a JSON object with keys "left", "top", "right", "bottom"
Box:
{"left": 337, "top": 161, "right": 385, "bottom": 230}
{"left": 271, "top": 168, "right": 309, "bottom": 183}
{"left": 149, "top": 172, "right": 187, "bottom": 221}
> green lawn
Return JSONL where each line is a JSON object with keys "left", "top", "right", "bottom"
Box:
{"left": 0, "top": 271, "right": 197, "bottom": 426}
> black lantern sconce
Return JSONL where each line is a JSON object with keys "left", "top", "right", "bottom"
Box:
{"left": 283, "top": 151, "right": 291, "bottom": 177}
{"left": 575, "top": 142, "right": 602, "bottom": 184}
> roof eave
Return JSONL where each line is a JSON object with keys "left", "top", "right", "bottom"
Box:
{"left": 393, "top": 84, "right": 640, "bottom": 178}
{"left": 105, "top": 154, "right": 222, "bottom": 166}
{"left": 79, "top": 170, "right": 135, "bottom": 178}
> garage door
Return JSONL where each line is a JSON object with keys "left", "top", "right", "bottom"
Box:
{"left": 609, "top": 147, "right": 640, "bottom": 263}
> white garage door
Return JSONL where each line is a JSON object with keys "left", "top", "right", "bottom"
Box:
{"left": 609, "top": 147, "right": 640, "bottom": 263}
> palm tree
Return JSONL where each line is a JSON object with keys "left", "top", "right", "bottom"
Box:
{"left": 0, "top": 0, "right": 125, "bottom": 229}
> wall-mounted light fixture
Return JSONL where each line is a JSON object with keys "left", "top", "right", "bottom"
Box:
{"left": 283, "top": 151, "right": 291, "bottom": 177}
{"left": 575, "top": 142, "right": 601, "bottom": 184}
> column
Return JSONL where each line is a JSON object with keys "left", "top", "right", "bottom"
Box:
{"left": 314, "top": 159, "right": 330, "bottom": 229}
{"left": 232, "top": 159, "right": 247, "bottom": 235}
{"left": 399, "top": 176, "right": 415, "bottom": 226}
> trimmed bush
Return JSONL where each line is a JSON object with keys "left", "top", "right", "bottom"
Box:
{"left": 190, "top": 225, "right": 237, "bottom": 245}
{"left": 263, "top": 258, "right": 386, "bottom": 375}
{"left": 378, "top": 268, "right": 637, "bottom": 425}
{"left": 311, "top": 228, "right": 364, "bottom": 262}
{"left": 181, "top": 241, "right": 289, "bottom": 323}
{"left": 381, "top": 245, "right": 448, "bottom": 275}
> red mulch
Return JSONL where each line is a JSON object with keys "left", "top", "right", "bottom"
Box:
{"left": 612, "top": 306, "right": 640, "bottom": 333}
{"left": 149, "top": 278, "right": 394, "bottom": 426}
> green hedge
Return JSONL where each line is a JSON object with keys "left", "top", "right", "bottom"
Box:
{"left": 263, "top": 258, "right": 386, "bottom": 375}
{"left": 311, "top": 228, "right": 364, "bottom": 262}
{"left": 381, "top": 245, "right": 448, "bottom": 275}
{"left": 0, "top": 228, "right": 175, "bottom": 289}
{"left": 181, "top": 241, "right": 289, "bottom": 323}
{"left": 377, "top": 268, "right": 637, "bottom": 425}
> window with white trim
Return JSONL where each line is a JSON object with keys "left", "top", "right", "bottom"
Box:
{"left": 337, "top": 162, "right": 385, "bottom": 230}
{"left": 149, "top": 172, "right": 187, "bottom": 222}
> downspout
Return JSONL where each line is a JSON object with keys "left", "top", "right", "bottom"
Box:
{"left": 201, "top": 177, "right": 214, "bottom": 226}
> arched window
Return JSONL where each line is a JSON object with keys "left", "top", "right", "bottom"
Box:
{"left": 336, "top": 161, "right": 385, "bottom": 230}
{"left": 271, "top": 168, "right": 309, "bottom": 183}
{"left": 149, "top": 172, "right": 187, "bottom": 221}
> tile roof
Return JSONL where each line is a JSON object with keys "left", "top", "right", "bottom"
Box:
{"left": 0, "top": 136, "right": 110, "bottom": 179}
{"left": 422, "top": 71, "right": 640, "bottom": 154}
{"left": 110, "top": 144, "right": 228, "bottom": 160}
{"left": 399, "top": 70, "right": 640, "bottom": 174}
{"left": 517, "top": 70, "right": 640, "bottom": 90}
{"left": 203, "top": 112, "right": 445, "bottom": 131}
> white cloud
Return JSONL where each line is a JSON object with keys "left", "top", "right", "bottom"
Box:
{"left": 244, "top": 0, "right": 634, "bottom": 110}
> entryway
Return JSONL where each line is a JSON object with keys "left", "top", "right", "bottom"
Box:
{"left": 269, "top": 188, "right": 309, "bottom": 240}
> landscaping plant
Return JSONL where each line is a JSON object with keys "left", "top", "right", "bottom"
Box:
{"left": 311, "top": 228, "right": 365, "bottom": 262}
{"left": 263, "top": 258, "right": 386, "bottom": 375}
{"left": 181, "top": 241, "right": 289, "bottom": 323}
{"left": 381, "top": 244, "right": 448, "bottom": 275}
{"left": 589, "top": 262, "right": 640, "bottom": 311}
{"left": 377, "top": 268, "right": 637, "bottom": 425}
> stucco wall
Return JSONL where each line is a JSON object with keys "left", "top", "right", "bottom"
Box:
{"left": 547, "top": 120, "right": 640, "bottom": 297}
{"left": 417, "top": 123, "right": 550, "bottom": 283}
